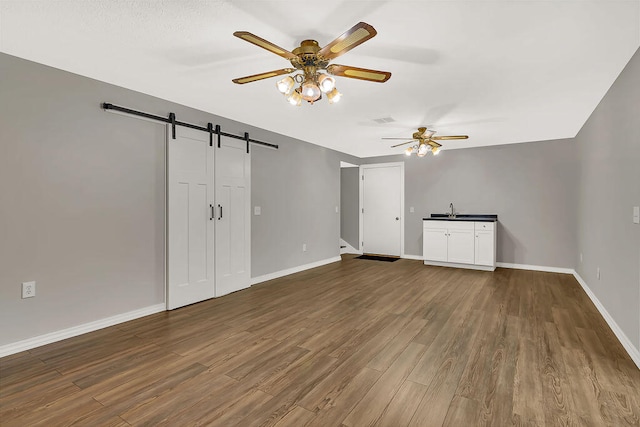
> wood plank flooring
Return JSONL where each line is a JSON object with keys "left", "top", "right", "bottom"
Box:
{"left": 1, "top": 255, "right": 639, "bottom": 426}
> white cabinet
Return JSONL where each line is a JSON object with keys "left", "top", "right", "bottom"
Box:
{"left": 422, "top": 224, "right": 448, "bottom": 262}
{"left": 447, "top": 224, "right": 475, "bottom": 264}
{"left": 474, "top": 222, "right": 496, "bottom": 267}
{"left": 423, "top": 220, "right": 496, "bottom": 271}
{"left": 423, "top": 221, "right": 475, "bottom": 264}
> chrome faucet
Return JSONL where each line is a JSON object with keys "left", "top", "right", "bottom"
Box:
{"left": 449, "top": 203, "right": 455, "bottom": 218}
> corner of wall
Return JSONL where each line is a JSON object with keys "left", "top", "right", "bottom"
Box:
{"left": 573, "top": 271, "right": 640, "bottom": 369}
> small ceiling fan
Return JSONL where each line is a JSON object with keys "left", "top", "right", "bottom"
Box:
{"left": 383, "top": 127, "right": 469, "bottom": 157}
{"left": 232, "top": 22, "right": 391, "bottom": 105}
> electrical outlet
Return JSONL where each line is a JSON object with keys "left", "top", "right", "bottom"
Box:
{"left": 302, "top": 243, "right": 307, "bottom": 252}
{"left": 596, "top": 267, "right": 600, "bottom": 280}
{"left": 335, "top": 206, "right": 339, "bottom": 213}
{"left": 22, "top": 281, "right": 36, "bottom": 298}
{"left": 254, "top": 206, "right": 261, "bottom": 216}
{"left": 410, "top": 207, "right": 415, "bottom": 213}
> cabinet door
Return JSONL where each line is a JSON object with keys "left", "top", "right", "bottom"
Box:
{"left": 447, "top": 228, "right": 475, "bottom": 264}
{"left": 423, "top": 226, "right": 448, "bottom": 262}
{"left": 475, "top": 230, "right": 495, "bottom": 266}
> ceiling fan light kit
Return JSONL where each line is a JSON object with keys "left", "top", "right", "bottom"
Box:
{"left": 405, "top": 143, "right": 441, "bottom": 157}
{"left": 388, "top": 127, "right": 469, "bottom": 158}
{"left": 232, "top": 22, "right": 391, "bottom": 106}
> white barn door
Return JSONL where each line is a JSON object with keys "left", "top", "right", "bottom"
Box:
{"left": 215, "top": 136, "right": 251, "bottom": 296}
{"left": 166, "top": 126, "right": 215, "bottom": 310}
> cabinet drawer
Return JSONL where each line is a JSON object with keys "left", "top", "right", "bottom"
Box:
{"left": 423, "top": 221, "right": 448, "bottom": 230}
{"left": 446, "top": 221, "right": 475, "bottom": 231}
{"left": 474, "top": 221, "right": 495, "bottom": 231}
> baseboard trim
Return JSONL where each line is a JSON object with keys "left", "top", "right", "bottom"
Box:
{"left": 572, "top": 272, "right": 640, "bottom": 369}
{"left": 251, "top": 256, "right": 342, "bottom": 286}
{"left": 401, "top": 254, "right": 423, "bottom": 261}
{"left": 340, "top": 239, "right": 361, "bottom": 255}
{"left": 496, "top": 262, "right": 574, "bottom": 274}
{"left": 0, "top": 303, "right": 166, "bottom": 358}
{"left": 424, "top": 260, "right": 495, "bottom": 271}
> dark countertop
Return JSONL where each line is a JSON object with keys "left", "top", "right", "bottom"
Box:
{"left": 423, "top": 214, "right": 498, "bottom": 222}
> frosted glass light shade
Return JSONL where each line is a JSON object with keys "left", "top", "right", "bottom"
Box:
{"left": 326, "top": 88, "right": 342, "bottom": 104}
{"left": 276, "top": 76, "right": 295, "bottom": 94}
{"left": 318, "top": 74, "right": 336, "bottom": 93}
{"left": 286, "top": 90, "right": 302, "bottom": 106}
{"left": 301, "top": 80, "right": 322, "bottom": 102}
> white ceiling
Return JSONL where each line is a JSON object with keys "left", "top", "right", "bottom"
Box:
{"left": 1, "top": 1, "right": 638, "bottom": 157}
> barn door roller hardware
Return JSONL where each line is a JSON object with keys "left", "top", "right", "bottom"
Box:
{"left": 102, "top": 103, "right": 278, "bottom": 150}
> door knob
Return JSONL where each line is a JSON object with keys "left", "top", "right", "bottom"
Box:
{"left": 395, "top": 217, "right": 400, "bottom": 220}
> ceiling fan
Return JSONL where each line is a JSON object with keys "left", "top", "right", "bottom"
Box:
{"left": 232, "top": 22, "right": 392, "bottom": 106}
{"left": 383, "top": 127, "right": 469, "bottom": 157}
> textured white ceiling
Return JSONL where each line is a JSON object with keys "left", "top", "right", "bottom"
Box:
{"left": 1, "top": 1, "right": 638, "bottom": 157}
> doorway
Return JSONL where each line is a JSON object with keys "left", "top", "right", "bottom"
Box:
{"left": 340, "top": 161, "right": 360, "bottom": 254}
{"left": 359, "top": 162, "right": 404, "bottom": 257}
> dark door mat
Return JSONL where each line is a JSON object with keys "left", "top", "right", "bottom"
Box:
{"left": 356, "top": 255, "right": 399, "bottom": 262}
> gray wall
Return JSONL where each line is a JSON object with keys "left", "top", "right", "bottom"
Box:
{"left": 340, "top": 167, "right": 360, "bottom": 249}
{"left": 0, "top": 53, "right": 350, "bottom": 346}
{"left": 361, "top": 140, "right": 579, "bottom": 267}
{"left": 251, "top": 140, "right": 347, "bottom": 277}
{"left": 575, "top": 48, "right": 640, "bottom": 350}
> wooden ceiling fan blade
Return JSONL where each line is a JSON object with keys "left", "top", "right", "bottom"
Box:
{"left": 391, "top": 140, "right": 417, "bottom": 148}
{"left": 233, "top": 31, "right": 296, "bottom": 60}
{"left": 431, "top": 135, "right": 469, "bottom": 140}
{"left": 317, "top": 22, "right": 377, "bottom": 60}
{"left": 232, "top": 68, "right": 295, "bottom": 84}
{"left": 428, "top": 140, "right": 443, "bottom": 148}
{"left": 327, "top": 64, "right": 391, "bottom": 82}
{"left": 416, "top": 127, "right": 430, "bottom": 137}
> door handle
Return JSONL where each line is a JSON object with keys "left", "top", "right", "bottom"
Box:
{"left": 210, "top": 204, "right": 214, "bottom": 221}
{"left": 218, "top": 204, "right": 222, "bottom": 220}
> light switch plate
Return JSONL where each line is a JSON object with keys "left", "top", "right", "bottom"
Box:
{"left": 254, "top": 206, "right": 261, "bottom": 216}
{"left": 633, "top": 206, "right": 639, "bottom": 224}
{"left": 410, "top": 207, "right": 415, "bottom": 213}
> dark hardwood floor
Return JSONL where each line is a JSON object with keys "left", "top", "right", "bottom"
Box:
{"left": 1, "top": 255, "right": 639, "bottom": 426}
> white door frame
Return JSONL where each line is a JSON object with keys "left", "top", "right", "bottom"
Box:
{"left": 359, "top": 162, "right": 405, "bottom": 257}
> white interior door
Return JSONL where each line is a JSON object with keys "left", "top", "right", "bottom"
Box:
{"left": 360, "top": 163, "right": 403, "bottom": 256}
{"left": 166, "top": 126, "right": 214, "bottom": 310}
{"left": 215, "top": 137, "right": 251, "bottom": 296}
